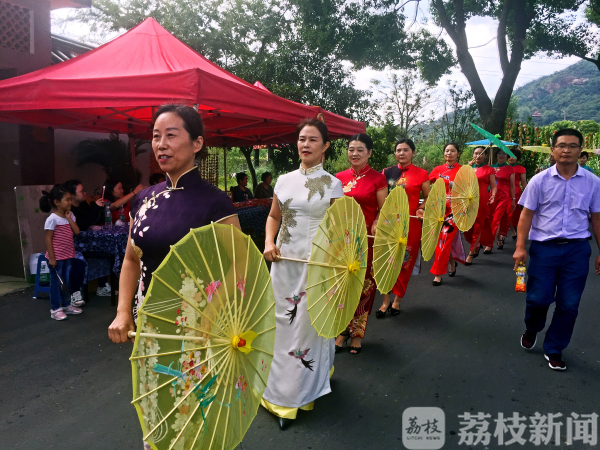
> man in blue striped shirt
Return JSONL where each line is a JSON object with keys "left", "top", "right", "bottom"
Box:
{"left": 514, "top": 129, "right": 600, "bottom": 371}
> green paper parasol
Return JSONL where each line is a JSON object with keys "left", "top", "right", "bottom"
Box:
{"left": 470, "top": 123, "right": 516, "bottom": 158}
{"left": 130, "top": 223, "right": 275, "bottom": 450}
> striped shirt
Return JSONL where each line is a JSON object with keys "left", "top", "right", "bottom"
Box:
{"left": 44, "top": 213, "right": 76, "bottom": 260}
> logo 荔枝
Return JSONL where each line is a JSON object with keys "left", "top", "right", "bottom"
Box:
{"left": 402, "top": 407, "right": 446, "bottom": 449}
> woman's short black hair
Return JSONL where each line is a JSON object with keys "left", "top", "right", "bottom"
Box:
{"left": 103, "top": 178, "right": 122, "bottom": 203}
{"left": 473, "top": 145, "right": 487, "bottom": 154}
{"left": 297, "top": 118, "right": 330, "bottom": 144}
{"left": 511, "top": 148, "right": 522, "bottom": 160}
{"left": 154, "top": 104, "right": 207, "bottom": 159}
{"left": 580, "top": 151, "right": 589, "bottom": 158}
{"left": 63, "top": 179, "right": 82, "bottom": 195}
{"left": 395, "top": 138, "right": 416, "bottom": 152}
{"left": 236, "top": 172, "right": 248, "bottom": 184}
{"left": 261, "top": 171, "right": 272, "bottom": 182}
{"left": 348, "top": 133, "right": 373, "bottom": 151}
{"left": 444, "top": 142, "right": 461, "bottom": 154}
{"left": 40, "top": 184, "right": 68, "bottom": 213}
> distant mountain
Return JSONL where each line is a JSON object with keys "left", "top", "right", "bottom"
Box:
{"left": 514, "top": 60, "right": 600, "bottom": 125}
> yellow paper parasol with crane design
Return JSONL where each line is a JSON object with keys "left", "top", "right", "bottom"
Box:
{"left": 301, "top": 196, "right": 368, "bottom": 339}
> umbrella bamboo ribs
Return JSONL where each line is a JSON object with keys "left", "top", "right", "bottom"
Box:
{"left": 129, "top": 223, "right": 276, "bottom": 450}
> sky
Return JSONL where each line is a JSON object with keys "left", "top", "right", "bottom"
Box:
{"left": 352, "top": 1, "right": 584, "bottom": 96}
{"left": 51, "top": 1, "right": 586, "bottom": 99}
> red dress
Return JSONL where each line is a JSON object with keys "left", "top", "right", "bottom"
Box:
{"left": 483, "top": 163, "right": 514, "bottom": 243}
{"left": 463, "top": 164, "right": 495, "bottom": 252}
{"left": 336, "top": 165, "right": 387, "bottom": 338}
{"left": 382, "top": 163, "right": 429, "bottom": 297}
{"left": 504, "top": 164, "right": 527, "bottom": 231}
{"left": 429, "top": 163, "right": 463, "bottom": 276}
{"left": 111, "top": 201, "right": 130, "bottom": 223}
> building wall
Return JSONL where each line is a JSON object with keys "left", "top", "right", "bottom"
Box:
{"left": 0, "top": 123, "right": 25, "bottom": 277}
{"left": 0, "top": 0, "right": 52, "bottom": 75}
{"left": 0, "top": 0, "right": 80, "bottom": 277}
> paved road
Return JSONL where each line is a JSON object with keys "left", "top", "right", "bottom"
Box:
{"left": 1, "top": 237, "right": 599, "bottom": 450}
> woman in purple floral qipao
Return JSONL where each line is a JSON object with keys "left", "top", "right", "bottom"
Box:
{"left": 108, "top": 104, "right": 240, "bottom": 343}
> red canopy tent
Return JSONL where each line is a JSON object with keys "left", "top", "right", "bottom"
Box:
{"left": 0, "top": 18, "right": 365, "bottom": 146}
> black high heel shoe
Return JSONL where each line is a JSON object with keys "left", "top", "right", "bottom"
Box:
{"left": 375, "top": 304, "right": 391, "bottom": 319}
{"left": 335, "top": 333, "right": 350, "bottom": 353}
{"left": 473, "top": 248, "right": 480, "bottom": 258}
{"left": 278, "top": 417, "right": 293, "bottom": 430}
{"left": 483, "top": 247, "right": 493, "bottom": 254}
{"left": 448, "top": 263, "right": 457, "bottom": 277}
{"left": 390, "top": 302, "right": 401, "bottom": 316}
{"left": 497, "top": 236, "right": 505, "bottom": 250}
{"left": 465, "top": 253, "right": 475, "bottom": 266}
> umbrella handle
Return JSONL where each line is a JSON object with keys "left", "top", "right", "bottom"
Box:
{"left": 128, "top": 331, "right": 208, "bottom": 342}
{"left": 277, "top": 256, "right": 348, "bottom": 270}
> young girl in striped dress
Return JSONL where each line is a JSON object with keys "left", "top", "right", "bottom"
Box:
{"left": 40, "top": 185, "right": 83, "bottom": 320}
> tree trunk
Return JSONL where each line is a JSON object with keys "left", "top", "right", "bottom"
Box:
{"left": 267, "top": 145, "right": 274, "bottom": 163}
{"left": 432, "top": 0, "right": 528, "bottom": 138}
{"left": 253, "top": 148, "right": 260, "bottom": 167}
{"left": 239, "top": 147, "right": 258, "bottom": 191}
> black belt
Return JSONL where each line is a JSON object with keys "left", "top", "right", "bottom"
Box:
{"left": 543, "top": 238, "right": 590, "bottom": 245}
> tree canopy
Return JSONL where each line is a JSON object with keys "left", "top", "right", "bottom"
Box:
{"left": 425, "top": 0, "right": 596, "bottom": 136}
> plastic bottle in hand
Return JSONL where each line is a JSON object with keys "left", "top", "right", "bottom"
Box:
{"left": 118, "top": 206, "right": 125, "bottom": 223}
{"left": 104, "top": 204, "right": 113, "bottom": 228}
{"left": 515, "top": 263, "right": 526, "bottom": 292}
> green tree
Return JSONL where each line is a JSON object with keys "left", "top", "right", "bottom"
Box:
{"left": 427, "top": 0, "right": 595, "bottom": 136}
{"left": 64, "top": 0, "right": 457, "bottom": 177}
{"left": 371, "top": 70, "right": 435, "bottom": 137}
{"left": 433, "top": 82, "right": 480, "bottom": 147}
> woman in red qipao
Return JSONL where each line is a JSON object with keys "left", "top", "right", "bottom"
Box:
{"left": 504, "top": 149, "right": 527, "bottom": 240}
{"left": 481, "top": 149, "right": 515, "bottom": 252}
{"left": 429, "top": 143, "right": 465, "bottom": 286}
{"left": 463, "top": 146, "right": 496, "bottom": 265}
{"left": 335, "top": 133, "right": 387, "bottom": 354}
{"left": 375, "top": 139, "right": 429, "bottom": 317}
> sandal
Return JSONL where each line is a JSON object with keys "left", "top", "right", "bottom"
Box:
{"left": 349, "top": 346, "right": 362, "bottom": 354}
{"left": 335, "top": 333, "right": 350, "bottom": 353}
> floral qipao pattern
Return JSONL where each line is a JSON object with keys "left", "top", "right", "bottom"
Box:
{"left": 262, "top": 164, "right": 343, "bottom": 412}
{"left": 335, "top": 165, "right": 387, "bottom": 339}
{"left": 128, "top": 168, "right": 237, "bottom": 324}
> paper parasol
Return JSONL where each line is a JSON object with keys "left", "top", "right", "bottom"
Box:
{"left": 470, "top": 123, "right": 516, "bottom": 158}
{"left": 372, "top": 186, "right": 410, "bottom": 294}
{"left": 304, "top": 196, "right": 368, "bottom": 339}
{"left": 421, "top": 179, "right": 446, "bottom": 261}
{"left": 451, "top": 166, "right": 480, "bottom": 231}
{"left": 130, "top": 223, "right": 275, "bottom": 450}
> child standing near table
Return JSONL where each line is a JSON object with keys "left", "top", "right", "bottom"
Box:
{"left": 40, "top": 185, "right": 83, "bottom": 321}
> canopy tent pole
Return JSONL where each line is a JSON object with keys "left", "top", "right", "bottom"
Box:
{"left": 129, "top": 134, "right": 136, "bottom": 170}
{"left": 223, "top": 147, "right": 227, "bottom": 192}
